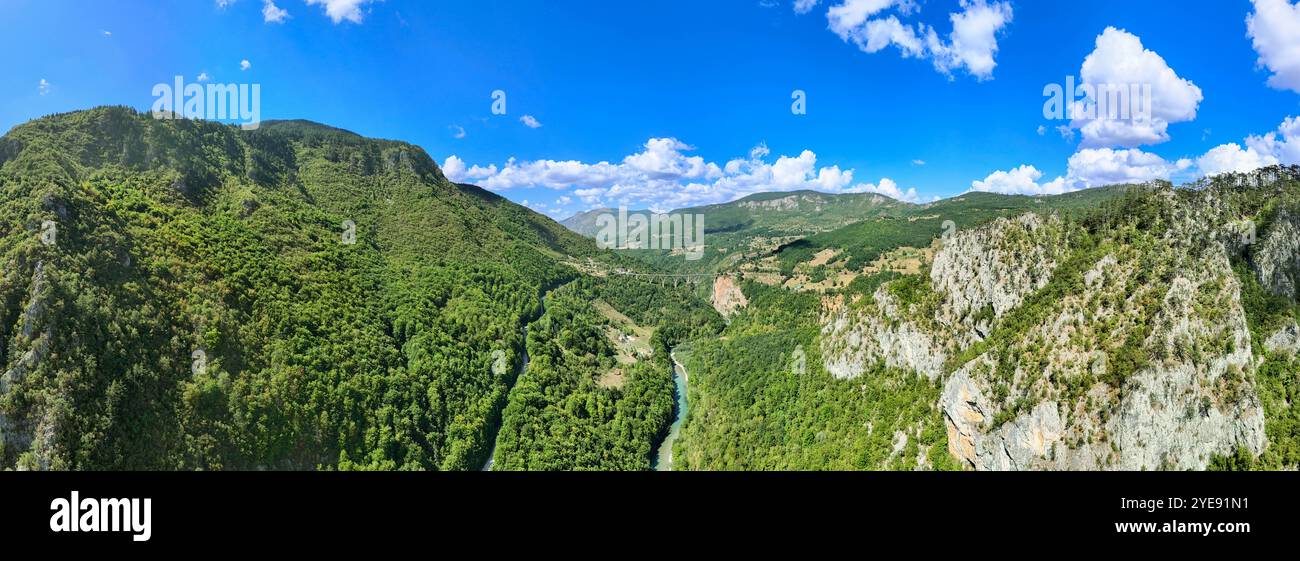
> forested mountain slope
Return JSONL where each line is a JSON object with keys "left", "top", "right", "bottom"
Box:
{"left": 0, "top": 107, "right": 715, "bottom": 470}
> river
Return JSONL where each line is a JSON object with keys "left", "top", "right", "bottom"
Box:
{"left": 652, "top": 352, "right": 689, "bottom": 471}
{"left": 481, "top": 324, "right": 529, "bottom": 471}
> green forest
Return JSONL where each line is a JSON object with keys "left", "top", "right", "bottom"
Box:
{"left": 491, "top": 277, "right": 720, "bottom": 470}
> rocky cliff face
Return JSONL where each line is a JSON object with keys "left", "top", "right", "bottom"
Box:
{"left": 940, "top": 246, "right": 1266, "bottom": 470}
{"left": 1265, "top": 322, "right": 1299, "bottom": 356}
{"left": 1254, "top": 211, "right": 1300, "bottom": 300}
{"left": 820, "top": 213, "right": 1066, "bottom": 380}
{"left": 738, "top": 194, "right": 822, "bottom": 212}
{"left": 821, "top": 287, "right": 948, "bottom": 380}
{"left": 711, "top": 275, "right": 748, "bottom": 318}
{"left": 0, "top": 259, "right": 57, "bottom": 468}
{"left": 819, "top": 172, "right": 1297, "bottom": 470}
{"left": 930, "top": 213, "right": 1069, "bottom": 345}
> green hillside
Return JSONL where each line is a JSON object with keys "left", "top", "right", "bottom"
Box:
{"left": 0, "top": 107, "right": 712, "bottom": 470}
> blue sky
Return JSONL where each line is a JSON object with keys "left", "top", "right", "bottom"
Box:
{"left": 2, "top": 0, "right": 1299, "bottom": 217}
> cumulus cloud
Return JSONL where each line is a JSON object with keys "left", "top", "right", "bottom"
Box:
{"left": 1065, "top": 148, "right": 1191, "bottom": 188}
{"left": 240, "top": 59, "right": 252, "bottom": 71}
{"left": 38, "top": 79, "right": 51, "bottom": 96}
{"left": 444, "top": 139, "right": 918, "bottom": 211}
{"left": 973, "top": 148, "right": 1193, "bottom": 196}
{"left": 1257, "top": 116, "right": 1300, "bottom": 163}
{"left": 843, "top": 177, "right": 922, "bottom": 202}
{"left": 971, "top": 165, "right": 1067, "bottom": 195}
{"left": 1069, "top": 27, "right": 1203, "bottom": 148}
{"left": 262, "top": 1, "right": 289, "bottom": 23}
{"left": 305, "top": 0, "right": 376, "bottom": 24}
{"left": 1197, "top": 116, "right": 1300, "bottom": 176}
{"left": 820, "top": 0, "right": 1012, "bottom": 80}
{"left": 1248, "top": 0, "right": 1300, "bottom": 94}
{"left": 1197, "top": 143, "right": 1280, "bottom": 177}
{"left": 520, "top": 115, "right": 543, "bottom": 129}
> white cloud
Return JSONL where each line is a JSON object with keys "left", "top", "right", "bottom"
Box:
{"left": 1263, "top": 116, "right": 1300, "bottom": 163}
{"left": 520, "top": 115, "right": 543, "bottom": 129}
{"left": 38, "top": 79, "right": 51, "bottom": 96}
{"left": 1036, "top": 125, "right": 1046, "bottom": 136}
{"left": 623, "top": 138, "right": 721, "bottom": 180}
{"left": 971, "top": 165, "right": 1068, "bottom": 195}
{"left": 240, "top": 59, "right": 252, "bottom": 71}
{"left": 1248, "top": 0, "right": 1300, "bottom": 94}
{"left": 102, "top": 30, "right": 112, "bottom": 37}
{"left": 305, "top": 0, "right": 376, "bottom": 24}
{"left": 1069, "top": 27, "right": 1203, "bottom": 148}
{"left": 974, "top": 147, "right": 1193, "bottom": 196}
{"left": 821, "top": 0, "right": 1012, "bottom": 80}
{"left": 574, "top": 188, "right": 605, "bottom": 204}
{"left": 443, "top": 138, "right": 917, "bottom": 211}
{"left": 843, "top": 177, "right": 922, "bottom": 202}
{"left": 197, "top": 72, "right": 211, "bottom": 82}
{"left": 450, "top": 125, "right": 466, "bottom": 139}
{"left": 441, "top": 155, "right": 499, "bottom": 184}
{"left": 1064, "top": 147, "right": 1190, "bottom": 188}
{"left": 263, "top": 1, "right": 289, "bottom": 23}
{"left": 911, "top": 159, "right": 926, "bottom": 166}
{"left": 827, "top": 0, "right": 908, "bottom": 37}
{"left": 937, "top": 0, "right": 1014, "bottom": 79}
{"left": 794, "top": 0, "right": 822, "bottom": 14}
{"left": 216, "top": 0, "right": 236, "bottom": 8}
{"left": 1197, "top": 116, "right": 1300, "bottom": 176}
{"left": 1197, "top": 143, "right": 1279, "bottom": 177}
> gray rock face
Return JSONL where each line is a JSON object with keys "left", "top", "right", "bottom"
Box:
{"left": 1265, "top": 323, "right": 1300, "bottom": 356}
{"left": 820, "top": 214, "right": 1068, "bottom": 381}
{"left": 930, "top": 213, "right": 1065, "bottom": 336}
{"left": 942, "top": 360, "right": 1076, "bottom": 471}
{"left": 942, "top": 361, "right": 1266, "bottom": 471}
{"left": 738, "top": 194, "right": 807, "bottom": 212}
{"left": 939, "top": 243, "right": 1268, "bottom": 471}
{"left": 820, "top": 288, "right": 948, "bottom": 381}
{"left": 1254, "top": 211, "right": 1300, "bottom": 300}
{"left": 1, "top": 259, "right": 56, "bottom": 466}
{"left": 1, "top": 261, "right": 49, "bottom": 392}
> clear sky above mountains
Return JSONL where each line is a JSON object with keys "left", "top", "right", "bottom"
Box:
{"left": 3, "top": 0, "right": 1299, "bottom": 216}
